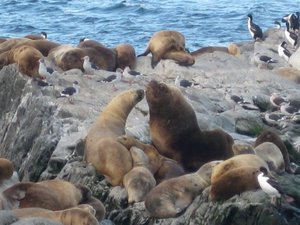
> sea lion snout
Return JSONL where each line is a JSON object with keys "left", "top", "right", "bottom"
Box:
{"left": 136, "top": 89, "right": 145, "bottom": 101}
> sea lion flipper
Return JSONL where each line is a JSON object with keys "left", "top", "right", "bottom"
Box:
{"left": 137, "top": 47, "right": 150, "bottom": 57}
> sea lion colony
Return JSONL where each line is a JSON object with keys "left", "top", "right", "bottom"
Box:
{"left": 0, "top": 24, "right": 298, "bottom": 223}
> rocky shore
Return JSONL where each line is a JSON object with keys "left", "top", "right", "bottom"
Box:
{"left": 0, "top": 27, "right": 300, "bottom": 225}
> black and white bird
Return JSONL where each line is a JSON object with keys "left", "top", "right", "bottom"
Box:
{"left": 32, "top": 77, "right": 53, "bottom": 88}
{"left": 247, "top": 14, "right": 263, "bottom": 41}
{"left": 280, "top": 102, "right": 299, "bottom": 116}
{"left": 122, "top": 66, "right": 144, "bottom": 85}
{"left": 58, "top": 81, "right": 80, "bottom": 103}
{"left": 254, "top": 53, "right": 278, "bottom": 69}
{"left": 284, "top": 21, "right": 298, "bottom": 48}
{"left": 82, "top": 55, "right": 100, "bottom": 75}
{"left": 98, "top": 68, "right": 122, "bottom": 91}
{"left": 282, "top": 12, "right": 299, "bottom": 32}
{"left": 25, "top": 31, "right": 47, "bottom": 40}
{"left": 270, "top": 93, "right": 290, "bottom": 108}
{"left": 38, "top": 58, "right": 55, "bottom": 79}
{"left": 257, "top": 167, "right": 284, "bottom": 207}
{"left": 278, "top": 41, "right": 292, "bottom": 62}
{"left": 175, "top": 76, "right": 198, "bottom": 88}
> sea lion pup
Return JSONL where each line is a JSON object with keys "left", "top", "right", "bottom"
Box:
{"left": 48, "top": 45, "right": 85, "bottom": 71}
{"left": 0, "top": 158, "right": 14, "bottom": 181}
{"left": 146, "top": 79, "right": 234, "bottom": 171}
{"left": 0, "top": 45, "right": 43, "bottom": 77}
{"left": 191, "top": 43, "right": 240, "bottom": 57}
{"left": 80, "top": 196, "right": 106, "bottom": 221}
{"left": 114, "top": 43, "right": 136, "bottom": 69}
{"left": 117, "top": 135, "right": 185, "bottom": 182}
{"left": 144, "top": 160, "right": 222, "bottom": 219}
{"left": 138, "top": 30, "right": 195, "bottom": 68}
{"left": 209, "top": 166, "right": 261, "bottom": 201}
{"left": 254, "top": 129, "right": 292, "bottom": 173}
{"left": 1, "top": 179, "right": 91, "bottom": 210}
{"left": 123, "top": 147, "right": 156, "bottom": 204}
{"left": 84, "top": 89, "right": 145, "bottom": 186}
{"left": 13, "top": 205, "right": 100, "bottom": 225}
{"left": 232, "top": 143, "right": 255, "bottom": 155}
{"left": 254, "top": 142, "right": 285, "bottom": 173}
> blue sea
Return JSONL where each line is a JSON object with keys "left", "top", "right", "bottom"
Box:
{"left": 0, "top": 0, "right": 299, "bottom": 53}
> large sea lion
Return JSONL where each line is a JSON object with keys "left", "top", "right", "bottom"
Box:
{"left": 13, "top": 205, "right": 99, "bottom": 225}
{"left": 145, "top": 79, "right": 234, "bottom": 171}
{"left": 1, "top": 179, "right": 91, "bottom": 210}
{"left": 84, "top": 89, "right": 145, "bottom": 186}
{"left": 209, "top": 154, "right": 269, "bottom": 201}
{"left": 144, "top": 160, "right": 222, "bottom": 219}
{"left": 0, "top": 38, "right": 29, "bottom": 54}
{"left": 17, "top": 39, "right": 60, "bottom": 56}
{"left": 254, "top": 129, "right": 292, "bottom": 173}
{"left": 114, "top": 43, "right": 136, "bottom": 69}
{"left": 0, "top": 45, "right": 43, "bottom": 77}
{"left": 138, "top": 30, "right": 195, "bottom": 68}
{"left": 48, "top": 45, "right": 85, "bottom": 71}
{"left": 117, "top": 135, "right": 185, "bottom": 182}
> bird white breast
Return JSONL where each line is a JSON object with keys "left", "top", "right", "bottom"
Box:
{"left": 248, "top": 19, "right": 254, "bottom": 38}
{"left": 258, "top": 175, "right": 281, "bottom": 198}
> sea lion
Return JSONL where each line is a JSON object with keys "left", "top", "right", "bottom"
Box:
{"left": 123, "top": 147, "right": 156, "bottom": 204}
{"left": 114, "top": 43, "right": 136, "bottom": 69}
{"left": 0, "top": 38, "right": 7, "bottom": 44}
{"left": 0, "top": 158, "right": 14, "bottom": 181}
{"left": 0, "top": 45, "right": 43, "bottom": 77}
{"left": 24, "top": 32, "right": 47, "bottom": 40}
{"left": 211, "top": 154, "right": 269, "bottom": 182}
{"left": 0, "top": 38, "right": 29, "bottom": 54}
{"left": 191, "top": 43, "right": 240, "bottom": 57}
{"left": 138, "top": 30, "right": 195, "bottom": 68}
{"left": 232, "top": 143, "right": 255, "bottom": 155}
{"left": 84, "top": 89, "right": 145, "bottom": 186}
{"left": 254, "top": 129, "right": 292, "bottom": 173}
{"left": 77, "top": 39, "right": 105, "bottom": 48}
{"left": 1, "top": 179, "right": 90, "bottom": 210}
{"left": 13, "top": 205, "right": 99, "bottom": 225}
{"left": 79, "top": 196, "right": 106, "bottom": 221}
{"left": 254, "top": 142, "right": 285, "bottom": 173}
{"left": 146, "top": 79, "right": 234, "bottom": 171}
{"left": 117, "top": 135, "right": 185, "bottom": 182}
{"left": 17, "top": 39, "right": 60, "bottom": 56}
{"left": 209, "top": 166, "right": 261, "bottom": 201}
{"left": 144, "top": 160, "right": 222, "bottom": 219}
{"left": 48, "top": 45, "right": 85, "bottom": 71}
{"left": 209, "top": 154, "right": 269, "bottom": 201}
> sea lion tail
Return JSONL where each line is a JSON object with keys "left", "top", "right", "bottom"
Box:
{"left": 138, "top": 47, "right": 150, "bottom": 57}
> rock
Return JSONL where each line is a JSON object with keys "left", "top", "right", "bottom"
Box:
{"left": 289, "top": 47, "right": 300, "bottom": 70}
{"left": 1, "top": 27, "right": 300, "bottom": 224}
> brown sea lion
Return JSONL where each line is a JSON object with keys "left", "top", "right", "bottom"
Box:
{"left": 254, "top": 129, "right": 292, "bottom": 173}
{"left": 0, "top": 38, "right": 7, "bottom": 44}
{"left": 209, "top": 154, "right": 270, "bottom": 201}
{"left": 80, "top": 196, "right": 106, "bottom": 221}
{"left": 145, "top": 79, "right": 234, "bottom": 171}
{"left": 77, "top": 38, "right": 105, "bottom": 48}
{"left": 138, "top": 30, "right": 195, "bottom": 68}
{"left": 0, "top": 45, "right": 43, "bottom": 77}
{"left": 211, "top": 154, "right": 269, "bottom": 183}
{"left": 1, "top": 179, "right": 90, "bottom": 210}
{"left": 144, "top": 160, "right": 222, "bottom": 219}
{"left": 48, "top": 45, "right": 85, "bottom": 71}
{"left": 232, "top": 143, "right": 255, "bottom": 155}
{"left": 17, "top": 39, "right": 60, "bottom": 56}
{"left": 123, "top": 147, "right": 156, "bottom": 204}
{"left": 210, "top": 166, "right": 261, "bottom": 201}
{"left": 254, "top": 142, "right": 285, "bottom": 173}
{"left": 0, "top": 38, "right": 29, "bottom": 54}
{"left": 13, "top": 205, "right": 99, "bottom": 225}
{"left": 117, "top": 135, "right": 185, "bottom": 182}
{"left": 114, "top": 43, "right": 136, "bottom": 69}
{"left": 191, "top": 43, "right": 240, "bottom": 57}
{"left": 84, "top": 89, "right": 145, "bottom": 186}
{"left": 24, "top": 32, "right": 47, "bottom": 40}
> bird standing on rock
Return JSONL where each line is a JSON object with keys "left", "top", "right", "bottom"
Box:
{"left": 38, "top": 58, "right": 55, "bottom": 79}
{"left": 58, "top": 81, "right": 80, "bottom": 103}
{"left": 278, "top": 41, "right": 292, "bottom": 62}
{"left": 82, "top": 55, "right": 100, "bottom": 76}
{"left": 254, "top": 53, "right": 278, "bottom": 69}
{"left": 247, "top": 14, "right": 263, "bottom": 41}
{"left": 175, "top": 76, "right": 198, "bottom": 88}
{"left": 97, "top": 68, "right": 123, "bottom": 91}
{"left": 122, "top": 66, "right": 144, "bottom": 85}
{"left": 284, "top": 22, "right": 298, "bottom": 49}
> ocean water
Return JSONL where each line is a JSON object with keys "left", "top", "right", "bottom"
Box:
{"left": 0, "top": 0, "right": 299, "bottom": 53}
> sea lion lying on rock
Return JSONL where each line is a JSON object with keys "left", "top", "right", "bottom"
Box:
{"left": 139, "top": 30, "right": 195, "bottom": 68}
